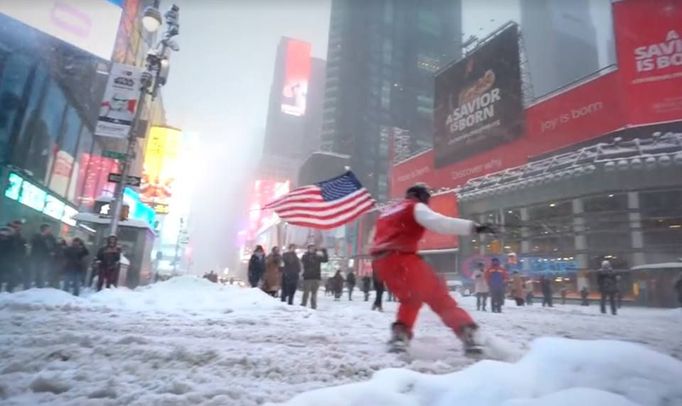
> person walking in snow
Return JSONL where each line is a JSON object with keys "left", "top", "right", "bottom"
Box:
{"left": 247, "top": 245, "right": 266, "bottom": 288}
{"left": 96, "top": 235, "right": 121, "bottom": 291}
{"left": 62, "top": 238, "right": 89, "bottom": 296}
{"left": 372, "top": 264, "right": 384, "bottom": 311}
{"left": 300, "top": 245, "right": 328, "bottom": 309}
{"left": 371, "top": 184, "right": 495, "bottom": 354}
{"left": 675, "top": 273, "right": 682, "bottom": 306}
{"left": 361, "top": 275, "right": 371, "bottom": 301}
{"left": 525, "top": 279, "right": 534, "bottom": 306}
{"left": 511, "top": 271, "right": 525, "bottom": 306}
{"left": 485, "top": 258, "right": 509, "bottom": 313}
{"left": 346, "top": 270, "right": 356, "bottom": 301}
{"left": 0, "top": 221, "right": 27, "bottom": 292}
{"left": 597, "top": 260, "right": 618, "bottom": 315}
{"left": 262, "top": 247, "right": 282, "bottom": 297}
{"left": 540, "top": 275, "right": 553, "bottom": 307}
{"left": 29, "top": 224, "right": 57, "bottom": 289}
{"left": 473, "top": 262, "right": 489, "bottom": 311}
{"left": 331, "top": 270, "right": 344, "bottom": 301}
{"left": 580, "top": 286, "right": 590, "bottom": 306}
{"left": 281, "top": 244, "right": 301, "bottom": 305}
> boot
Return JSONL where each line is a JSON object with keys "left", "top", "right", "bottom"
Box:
{"left": 387, "top": 322, "right": 411, "bottom": 353}
{"left": 372, "top": 304, "right": 383, "bottom": 312}
{"left": 458, "top": 324, "right": 484, "bottom": 356}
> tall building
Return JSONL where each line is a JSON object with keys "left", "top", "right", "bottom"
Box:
{"left": 260, "top": 38, "right": 326, "bottom": 183}
{"left": 521, "top": 0, "right": 600, "bottom": 98}
{"left": 320, "top": 0, "right": 462, "bottom": 201}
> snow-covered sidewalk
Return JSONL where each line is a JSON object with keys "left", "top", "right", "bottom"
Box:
{"left": 0, "top": 277, "right": 680, "bottom": 405}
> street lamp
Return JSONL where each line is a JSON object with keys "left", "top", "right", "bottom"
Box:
{"left": 108, "top": 4, "right": 180, "bottom": 236}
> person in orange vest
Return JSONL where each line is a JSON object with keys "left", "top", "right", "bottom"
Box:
{"left": 371, "top": 184, "right": 495, "bottom": 355}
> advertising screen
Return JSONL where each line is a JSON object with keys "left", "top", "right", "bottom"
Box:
{"left": 614, "top": 0, "right": 682, "bottom": 125}
{"left": 434, "top": 24, "right": 524, "bottom": 168}
{"left": 280, "top": 39, "right": 311, "bottom": 117}
{"left": 246, "top": 179, "right": 290, "bottom": 240}
{"left": 0, "top": 0, "right": 123, "bottom": 60}
{"left": 140, "top": 126, "right": 183, "bottom": 214}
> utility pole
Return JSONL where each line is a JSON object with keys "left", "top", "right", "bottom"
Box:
{"left": 108, "top": 3, "right": 180, "bottom": 236}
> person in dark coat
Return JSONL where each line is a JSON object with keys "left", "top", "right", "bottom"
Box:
{"left": 540, "top": 275, "right": 553, "bottom": 307}
{"left": 247, "top": 245, "right": 266, "bottom": 288}
{"left": 281, "top": 244, "right": 301, "bottom": 305}
{"left": 331, "top": 270, "right": 344, "bottom": 301}
{"left": 361, "top": 275, "right": 371, "bottom": 301}
{"left": 346, "top": 270, "right": 356, "bottom": 301}
{"left": 29, "top": 224, "right": 57, "bottom": 288}
{"left": 580, "top": 286, "right": 590, "bottom": 306}
{"left": 675, "top": 274, "right": 682, "bottom": 306}
{"left": 96, "top": 235, "right": 121, "bottom": 291}
{"left": 63, "top": 238, "right": 89, "bottom": 296}
{"left": 597, "top": 260, "right": 618, "bottom": 315}
{"left": 50, "top": 239, "right": 67, "bottom": 288}
{"left": 0, "top": 221, "right": 26, "bottom": 292}
{"left": 300, "top": 245, "right": 328, "bottom": 309}
{"left": 372, "top": 265, "right": 385, "bottom": 311}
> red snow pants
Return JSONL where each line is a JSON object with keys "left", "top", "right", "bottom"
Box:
{"left": 373, "top": 252, "right": 475, "bottom": 337}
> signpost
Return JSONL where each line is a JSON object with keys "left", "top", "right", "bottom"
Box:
{"left": 108, "top": 173, "right": 142, "bottom": 187}
{"left": 102, "top": 150, "right": 128, "bottom": 161}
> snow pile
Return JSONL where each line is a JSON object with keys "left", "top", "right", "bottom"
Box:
{"left": 272, "top": 337, "right": 682, "bottom": 406}
{"left": 0, "top": 276, "right": 290, "bottom": 315}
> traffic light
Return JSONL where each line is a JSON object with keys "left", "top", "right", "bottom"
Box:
{"left": 120, "top": 204, "right": 130, "bottom": 221}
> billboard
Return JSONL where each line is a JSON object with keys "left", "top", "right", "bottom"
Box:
{"left": 614, "top": 0, "right": 682, "bottom": 125}
{"left": 434, "top": 24, "right": 524, "bottom": 168}
{"left": 280, "top": 39, "right": 311, "bottom": 117}
{"left": 140, "top": 126, "right": 183, "bottom": 214}
{"left": 95, "top": 63, "right": 142, "bottom": 138}
{"left": 392, "top": 70, "right": 626, "bottom": 196}
{"left": 246, "top": 179, "right": 290, "bottom": 240}
{"left": 0, "top": 0, "right": 123, "bottom": 60}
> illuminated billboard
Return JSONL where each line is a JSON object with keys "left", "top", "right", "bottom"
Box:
{"left": 140, "top": 126, "right": 183, "bottom": 214}
{"left": 0, "top": 0, "right": 123, "bottom": 60}
{"left": 247, "top": 179, "right": 290, "bottom": 240}
{"left": 280, "top": 39, "right": 311, "bottom": 117}
{"left": 434, "top": 24, "right": 524, "bottom": 168}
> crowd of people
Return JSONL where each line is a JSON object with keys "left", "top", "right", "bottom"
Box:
{"left": 0, "top": 220, "right": 122, "bottom": 296}
{"left": 469, "top": 258, "right": 644, "bottom": 315}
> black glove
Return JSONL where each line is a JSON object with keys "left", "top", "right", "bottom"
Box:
{"left": 474, "top": 223, "right": 496, "bottom": 235}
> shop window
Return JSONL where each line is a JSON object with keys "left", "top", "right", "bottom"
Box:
{"left": 583, "top": 193, "right": 627, "bottom": 212}
{"left": 585, "top": 231, "right": 631, "bottom": 252}
{"left": 68, "top": 125, "right": 93, "bottom": 204}
{"left": 0, "top": 53, "right": 32, "bottom": 159}
{"left": 640, "top": 190, "right": 682, "bottom": 218}
{"left": 13, "top": 65, "right": 47, "bottom": 164}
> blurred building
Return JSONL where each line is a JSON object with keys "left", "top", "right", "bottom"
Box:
{"left": 0, "top": 0, "right": 166, "bottom": 286}
{"left": 297, "top": 151, "right": 350, "bottom": 186}
{"left": 259, "top": 37, "right": 326, "bottom": 183}
{"left": 520, "top": 0, "right": 600, "bottom": 98}
{"left": 320, "top": 0, "right": 463, "bottom": 201}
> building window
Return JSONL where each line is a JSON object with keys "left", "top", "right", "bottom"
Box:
{"left": 68, "top": 125, "right": 93, "bottom": 204}
{"left": 0, "top": 53, "right": 32, "bottom": 159}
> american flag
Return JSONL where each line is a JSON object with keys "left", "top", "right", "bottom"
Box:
{"left": 263, "top": 171, "right": 375, "bottom": 230}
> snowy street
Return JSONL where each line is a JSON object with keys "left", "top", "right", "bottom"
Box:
{"left": 0, "top": 277, "right": 680, "bottom": 405}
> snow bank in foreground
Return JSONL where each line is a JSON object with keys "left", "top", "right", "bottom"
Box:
{"left": 0, "top": 276, "right": 288, "bottom": 315}
{"left": 272, "top": 337, "right": 682, "bottom": 406}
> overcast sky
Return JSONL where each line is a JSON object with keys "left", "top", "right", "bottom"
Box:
{"left": 160, "top": 0, "right": 613, "bottom": 274}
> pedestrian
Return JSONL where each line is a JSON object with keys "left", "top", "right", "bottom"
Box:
{"left": 29, "top": 224, "right": 57, "bottom": 288}
{"left": 511, "top": 271, "right": 525, "bottom": 306}
{"left": 262, "top": 247, "right": 282, "bottom": 297}
{"left": 560, "top": 286, "right": 568, "bottom": 305}
{"left": 371, "top": 184, "right": 495, "bottom": 354}
{"left": 281, "top": 244, "right": 301, "bottom": 305}
{"left": 540, "top": 275, "right": 553, "bottom": 307}
{"left": 62, "top": 238, "right": 89, "bottom": 296}
{"left": 361, "top": 275, "right": 371, "bottom": 301}
{"left": 674, "top": 273, "right": 682, "bottom": 307}
{"left": 346, "top": 270, "right": 356, "bottom": 300}
{"left": 324, "top": 278, "right": 332, "bottom": 296}
{"left": 525, "top": 279, "right": 534, "bottom": 305}
{"left": 206, "top": 270, "right": 218, "bottom": 283}
{"left": 485, "top": 258, "right": 509, "bottom": 313}
{"left": 597, "top": 260, "right": 618, "bottom": 315}
{"left": 472, "top": 262, "right": 489, "bottom": 311}
{"left": 372, "top": 264, "right": 385, "bottom": 311}
{"left": 0, "top": 221, "right": 26, "bottom": 292}
{"left": 50, "top": 238, "right": 67, "bottom": 288}
{"left": 96, "top": 235, "right": 121, "bottom": 291}
{"left": 580, "top": 286, "right": 590, "bottom": 306}
{"left": 300, "top": 245, "right": 328, "bottom": 309}
{"left": 331, "top": 270, "right": 344, "bottom": 301}
{"left": 247, "top": 245, "right": 266, "bottom": 288}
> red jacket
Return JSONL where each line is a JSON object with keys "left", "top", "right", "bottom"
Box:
{"left": 371, "top": 199, "right": 425, "bottom": 255}
{"left": 485, "top": 266, "right": 509, "bottom": 290}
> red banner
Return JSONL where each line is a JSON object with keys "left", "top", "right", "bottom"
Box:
{"left": 419, "top": 193, "right": 459, "bottom": 250}
{"left": 614, "top": 0, "right": 682, "bottom": 125}
{"left": 390, "top": 150, "right": 436, "bottom": 199}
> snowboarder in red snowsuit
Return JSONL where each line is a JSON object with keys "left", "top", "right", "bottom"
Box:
{"left": 371, "top": 184, "right": 495, "bottom": 354}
